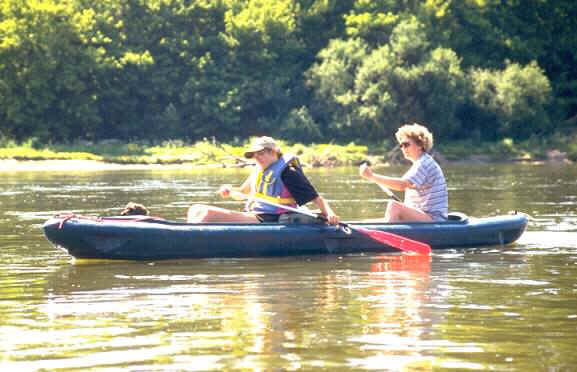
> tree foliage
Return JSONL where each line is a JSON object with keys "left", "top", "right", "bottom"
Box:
{"left": 0, "top": 0, "right": 573, "bottom": 145}
{"left": 468, "top": 61, "right": 552, "bottom": 139}
{"left": 307, "top": 19, "right": 468, "bottom": 141}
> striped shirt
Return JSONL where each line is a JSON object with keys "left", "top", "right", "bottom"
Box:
{"left": 402, "top": 153, "right": 448, "bottom": 220}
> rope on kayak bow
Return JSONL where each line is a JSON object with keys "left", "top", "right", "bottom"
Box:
{"left": 54, "top": 213, "right": 165, "bottom": 229}
{"left": 57, "top": 213, "right": 80, "bottom": 229}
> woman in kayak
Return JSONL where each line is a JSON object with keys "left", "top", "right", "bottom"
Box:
{"left": 187, "top": 136, "right": 340, "bottom": 224}
{"left": 359, "top": 123, "right": 448, "bottom": 222}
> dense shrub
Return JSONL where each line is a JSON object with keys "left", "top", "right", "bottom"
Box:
{"left": 468, "top": 62, "right": 552, "bottom": 139}
{"left": 0, "top": 0, "right": 572, "bottom": 145}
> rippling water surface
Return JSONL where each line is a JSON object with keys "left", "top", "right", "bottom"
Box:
{"left": 1, "top": 163, "right": 576, "bottom": 371}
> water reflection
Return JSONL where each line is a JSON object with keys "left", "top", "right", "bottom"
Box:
{"left": 1, "top": 164, "right": 577, "bottom": 370}
{"left": 0, "top": 254, "right": 440, "bottom": 371}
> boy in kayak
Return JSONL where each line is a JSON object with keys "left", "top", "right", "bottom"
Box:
{"left": 187, "top": 136, "right": 339, "bottom": 224}
{"left": 359, "top": 123, "right": 448, "bottom": 222}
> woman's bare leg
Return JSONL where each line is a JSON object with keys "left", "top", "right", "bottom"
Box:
{"left": 384, "top": 201, "right": 433, "bottom": 222}
{"left": 187, "top": 204, "right": 260, "bottom": 223}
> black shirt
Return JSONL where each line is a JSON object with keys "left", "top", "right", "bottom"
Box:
{"left": 280, "top": 166, "right": 319, "bottom": 206}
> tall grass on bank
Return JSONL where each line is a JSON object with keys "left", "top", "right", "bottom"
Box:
{"left": 437, "top": 132, "right": 577, "bottom": 162}
{"left": 1, "top": 132, "right": 575, "bottom": 166}
{"left": 0, "top": 139, "right": 370, "bottom": 167}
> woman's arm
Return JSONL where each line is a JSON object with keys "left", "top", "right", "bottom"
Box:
{"left": 218, "top": 175, "right": 253, "bottom": 200}
{"left": 281, "top": 166, "right": 339, "bottom": 224}
{"left": 311, "top": 195, "right": 339, "bottom": 225}
{"left": 359, "top": 163, "right": 412, "bottom": 191}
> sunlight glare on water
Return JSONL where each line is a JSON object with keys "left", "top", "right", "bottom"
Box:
{"left": 0, "top": 163, "right": 576, "bottom": 370}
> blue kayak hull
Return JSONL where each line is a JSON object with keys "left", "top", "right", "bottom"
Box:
{"left": 42, "top": 212, "right": 528, "bottom": 260}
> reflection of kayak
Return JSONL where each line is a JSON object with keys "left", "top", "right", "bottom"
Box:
{"left": 42, "top": 212, "right": 528, "bottom": 260}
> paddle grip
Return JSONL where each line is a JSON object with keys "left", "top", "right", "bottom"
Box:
{"left": 315, "top": 214, "right": 352, "bottom": 234}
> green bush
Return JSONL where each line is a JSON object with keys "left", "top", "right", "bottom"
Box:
{"left": 468, "top": 61, "right": 552, "bottom": 139}
{"left": 307, "top": 18, "right": 467, "bottom": 142}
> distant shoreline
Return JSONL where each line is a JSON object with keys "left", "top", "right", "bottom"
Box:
{"left": 1, "top": 136, "right": 575, "bottom": 172}
{"left": 0, "top": 159, "right": 209, "bottom": 172}
{"left": 0, "top": 155, "right": 571, "bottom": 173}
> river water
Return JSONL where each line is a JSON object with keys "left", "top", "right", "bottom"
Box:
{"left": 1, "top": 163, "right": 576, "bottom": 371}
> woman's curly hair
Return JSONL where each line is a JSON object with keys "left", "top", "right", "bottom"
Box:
{"left": 395, "top": 123, "right": 434, "bottom": 152}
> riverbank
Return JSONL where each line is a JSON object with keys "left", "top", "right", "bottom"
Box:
{"left": 0, "top": 140, "right": 372, "bottom": 171}
{"left": 0, "top": 136, "right": 574, "bottom": 172}
{"left": 0, "top": 153, "right": 571, "bottom": 173}
{"left": 0, "top": 159, "right": 209, "bottom": 172}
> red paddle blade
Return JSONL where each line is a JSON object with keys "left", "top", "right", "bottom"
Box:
{"left": 354, "top": 226, "right": 432, "bottom": 255}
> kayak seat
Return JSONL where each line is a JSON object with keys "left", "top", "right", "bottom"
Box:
{"left": 278, "top": 213, "right": 323, "bottom": 224}
{"left": 446, "top": 212, "right": 469, "bottom": 224}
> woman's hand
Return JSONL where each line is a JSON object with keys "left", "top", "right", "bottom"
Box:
{"left": 324, "top": 210, "right": 340, "bottom": 225}
{"left": 220, "top": 186, "right": 250, "bottom": 201}
{"left": 217, "top": 185, "right": 232, "bottom": 198}
{"left": 359, "top": 163, "right": 373, "bottom": 180}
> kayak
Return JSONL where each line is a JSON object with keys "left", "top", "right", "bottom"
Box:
{"left": 42, "top": 212, "right": 528, "bottom": 260}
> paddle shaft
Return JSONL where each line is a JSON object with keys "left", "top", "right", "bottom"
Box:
{"left": 230, "top": 191, "right": 431, "bottom": 255}
{"left": 377, "top": 183, "right": 402, "bottom": 202}
{"left": 360, "top": 161, "right": 401, "bottom": 202}
{"left": 233, "top": 191, "right": 322, "bottom": 220}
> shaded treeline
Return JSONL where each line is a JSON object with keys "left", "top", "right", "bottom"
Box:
{"left": 0, "top": 0, "right": 574, "bottom": 145}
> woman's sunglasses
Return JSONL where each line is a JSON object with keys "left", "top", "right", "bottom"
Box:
{"left": 254, "top": 149, "right": 271, "bottom": 156}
